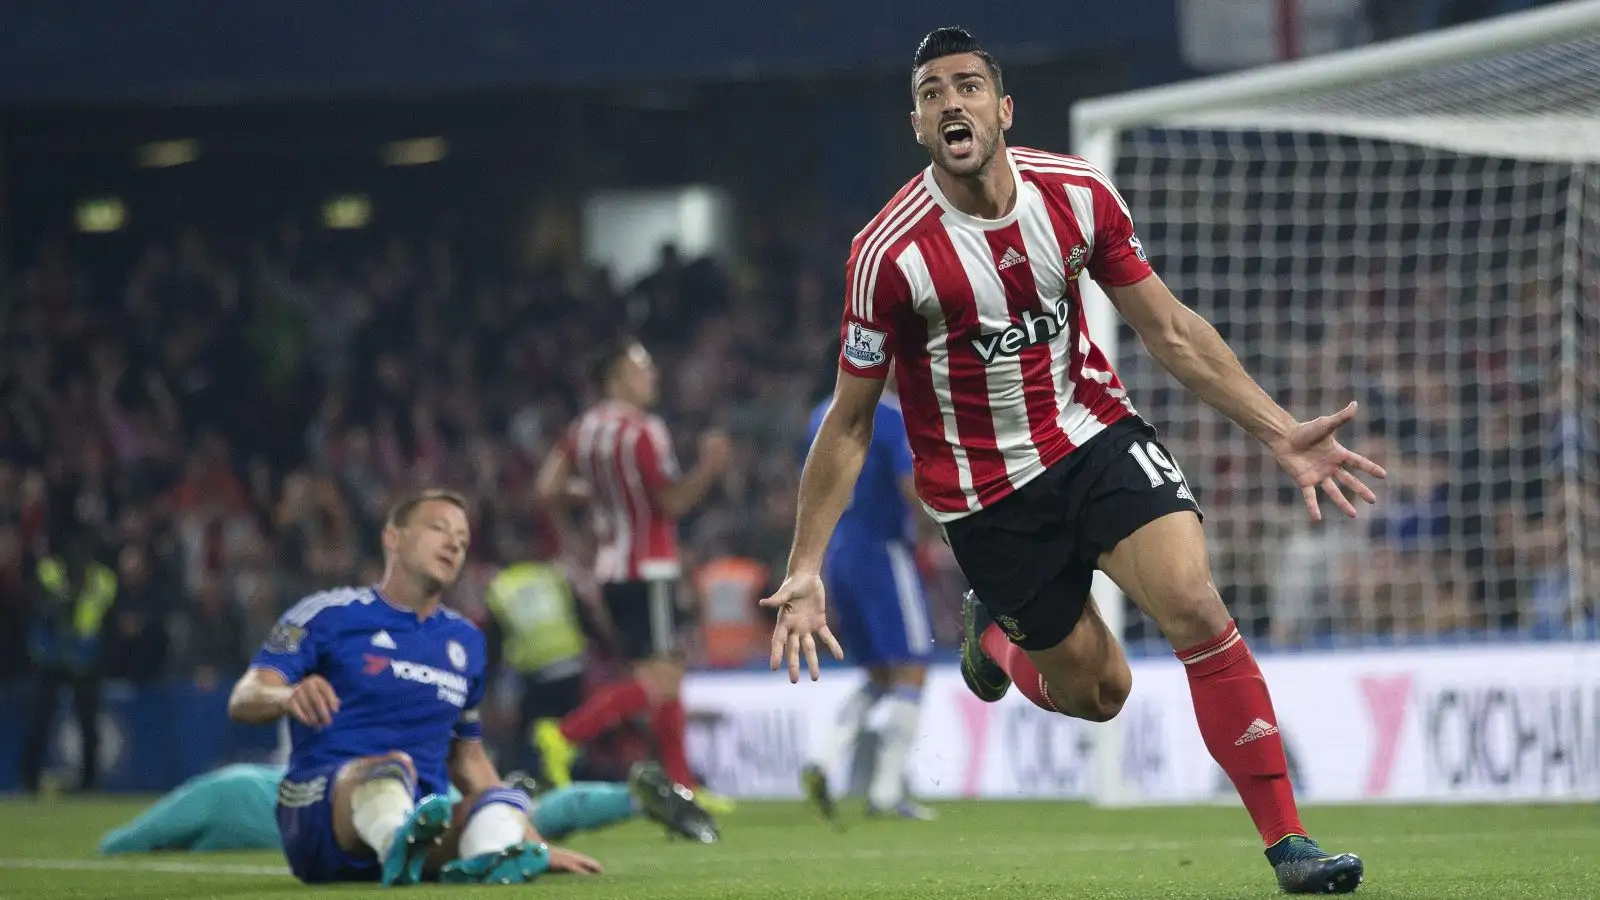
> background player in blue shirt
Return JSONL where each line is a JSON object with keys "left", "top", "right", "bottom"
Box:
{"left": 798, "top": 362, "right": 937, "bottom": 821}
{"left": 227, "top": 489, "right": 602, "bottom": 886}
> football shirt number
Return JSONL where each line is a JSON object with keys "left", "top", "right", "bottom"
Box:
{"left": 1128, "top": 442, "right": 1188, "bottom": 490}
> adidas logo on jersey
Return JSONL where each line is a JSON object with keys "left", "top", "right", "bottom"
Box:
{"left": 1234, "top": 718, "right": 1279, "bottom": 746}
{"left": 370, "top": 630, "right": 397, "bottom": 650}
{"left": 971, "top": 298, "right": 1070, "bottom": 364}
{"left": 996, "top": 247, "right": 1027, "bottom": 271}
{"left": 1176, "top": 483, "right": 1193, "bottom": 502}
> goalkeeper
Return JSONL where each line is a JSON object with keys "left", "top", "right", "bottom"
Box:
{"left": 99, "top": 762, "right": 718, "bottom": 856}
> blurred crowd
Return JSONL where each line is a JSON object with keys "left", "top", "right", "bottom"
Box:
{"left": 1120, "top": 263, "right": 1600, "bottom": 647}
{"left": 0, "top": 220, "right": 929, "bottom": 688}
{"left": 3, "top": 196, "right": 1596, "bottom": 701}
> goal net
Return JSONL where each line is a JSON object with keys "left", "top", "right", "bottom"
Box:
{"left": 1073, "top": 1, "right": 1600, "bottom": 659}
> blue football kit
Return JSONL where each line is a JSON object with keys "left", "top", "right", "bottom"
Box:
{"left": 806, "top": 396, "right": 934, "bottom": 666}
{"left": 250, "top": 585, "right": 487, "bottom": 883}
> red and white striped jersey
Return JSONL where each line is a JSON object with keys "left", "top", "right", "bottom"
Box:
{"left": 563, "top": 400, "right": 682, "bottom": 583}
{"left": 839, "top": 147, "right": 1154, "bottom": 522}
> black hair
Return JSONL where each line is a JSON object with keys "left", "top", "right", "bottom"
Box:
{"left": 912, "top": 26, "right": 1003, "bottom": 95}
{"left": 585, "top": 334, "right": 641, "bottom": 392}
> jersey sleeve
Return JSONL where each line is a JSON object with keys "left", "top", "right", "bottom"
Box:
{"left": 875, "top": 403, "right": 914, "bottom": 481}
{"left": 452, "top": 631, "right": 489, "bottom": 742}
{"left": 634, "top": 417, "right": 680, "bottom": 492}
{"left": 1085, "top": 171, "right": 1155, "bottom": 288}
{"left": 250, "top": 604, "right": 323, "bottom": 684}
{"left": 838, "top": 238, "right": 913, "bottom": 379}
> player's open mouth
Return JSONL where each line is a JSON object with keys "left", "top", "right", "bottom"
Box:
{"left": 941, "top": 121, "right": 974, "bottom": 156}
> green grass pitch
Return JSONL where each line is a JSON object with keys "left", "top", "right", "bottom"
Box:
{"left": 0, "top": 797, "right": 1593, "bottom": 899}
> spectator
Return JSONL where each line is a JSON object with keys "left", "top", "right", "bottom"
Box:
{"left": 20, "top": 528, "right": 117, "bottom": 792}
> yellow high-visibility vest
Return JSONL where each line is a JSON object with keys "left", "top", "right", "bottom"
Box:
{"left": 37, "top": 557, "right": 118, "bottom": 638}
{"left": 485, "top": 562, "right": 585, "bottom": 673}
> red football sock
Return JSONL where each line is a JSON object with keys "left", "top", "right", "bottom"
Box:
{"left": 1177, "top": 620, "right": 1305, "bottom": 847}
{"left": 651, "top": 699, "right": 695, "bottom": 788}
{"left": 559, "top": 679, "right": 651, "bottom": 744}
{"left": 980, "top": 624, "right": 1061, "bottom": 713}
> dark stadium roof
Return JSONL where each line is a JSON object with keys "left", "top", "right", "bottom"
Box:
{"left": 0, "top": 0, "right": 1177, "bottom": 106}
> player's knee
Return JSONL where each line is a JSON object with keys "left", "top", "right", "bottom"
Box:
{"left": 1086, "top": 664, "right": 1132, "bottom": 723}
{"left": 891, "top": 665, "right": 927, "bottom": 690}
{"left": 381, "top": 750, "right": 414, "bottom": 768}
{"left": 636, "top": 662, "right": 681, "bottom": 702}
{"left": 1150, "top": 580, "right": 1230, "bottom": 648}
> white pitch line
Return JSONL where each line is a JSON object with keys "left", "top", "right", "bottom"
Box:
{"left": 2, "top": 825, "right": 1596, "bottom": 879}
{"left": 0, "top": 858, "right": 288, "bottom": 877}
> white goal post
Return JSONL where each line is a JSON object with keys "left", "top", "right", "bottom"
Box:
{"left": 1073, "top": 1, "right": 1600, "bottom": 806}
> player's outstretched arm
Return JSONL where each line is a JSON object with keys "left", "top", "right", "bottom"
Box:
{"left": 1105, "top": 273, "right": 1386, "bottom": 521}
{"left": 761, "top": 368, "right": 884, "bottom": 682}
{"left": 226, "top": 667, "right": 340, "bottom": 727}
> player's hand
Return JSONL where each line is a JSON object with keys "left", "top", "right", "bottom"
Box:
{"left": 759, "top": 572, "right": 844, "bottom": 683}
{"left": 547, "top": 846, "right": 603, "bottom": 874}
{"left": 698, "top": 430, "right": 733, "bottom": 473}
{"left": 1270, "top": 401, "right": 1388, "bottom": 522}
{"left": 284, "top": 675, "right": 341, "bottom": 728}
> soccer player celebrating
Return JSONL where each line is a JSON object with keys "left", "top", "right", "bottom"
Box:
{"left": 798, "top": 360, "right": 937, "bottom": 822}
{"left": 227, "top": 490, "right": 603, "bottom": 886}
{"left": 763, "top": 27, "right": 1383, "bottom": 895}
{"left": 532, "top": 338, "right": 731, "bottom": 805}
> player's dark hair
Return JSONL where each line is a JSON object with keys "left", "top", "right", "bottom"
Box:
{"left": 387, "top": 488, "right": 470, "bottom": 528}
{"left": 912, "top": 26, "right": 1003, "bottom": 96}
{"left": 586, "top": 335, "right": 642, "bottom": 392}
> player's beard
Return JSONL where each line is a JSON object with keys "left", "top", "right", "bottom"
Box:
{"left": 932, "top": 116, "right": 1002, "bottom": 179}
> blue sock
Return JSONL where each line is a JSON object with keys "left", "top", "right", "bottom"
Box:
{"left": 531, "top": 782, "right": 638, "bottom": 841}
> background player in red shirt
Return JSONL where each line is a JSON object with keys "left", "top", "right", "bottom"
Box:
{"left": 763, "top": 27, "right": 1384, "bottom": 895}
{"left": 533, "top": 337, "right": 731, "bottom": 804}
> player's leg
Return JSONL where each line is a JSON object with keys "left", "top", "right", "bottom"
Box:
{"left": 523, "top": 671, "right": 585, "bottom": 784}
{"left": 626, "top": 761, "right": 720, "bottom": 843}
{"left": 865, "top": 663, "right": 935, "bottom": 819}
{"left": 101, "top": 763, "right": 284, "bottom": 854}
{"left": 638, "top": 577, "right": 699, "bottom": 793}
{"left": 275, "top": 753, "right": 441, "bottom": 884}
{"left": 801, "top": 564, "right": 883, "bottom": 820}
{"left": 528, "top": 781, "right": 636, "bottom": 841}
{"left": 964, "top": 580, "right": 1132, "bottom": 721}
{"left": 862, "top": 541, "right": 937, "bottom": 819}
{"left": 190, "top": 764, "right": 288, "bottom": 852}
{"left": 327, "top": 751, "right": 452, "bottom": 886}
{"left": 19, "top": 666, "right": 64, "bottom": 792}
{"left": 71, "top": 672, "right": 101, "bottom": 790}
{"left": 434, "top": 786, "right": 550, "bottom": 885}
{"left": 1098, "top": 511, "right": 1362, "bottom": 893}
{"left": 169, "top": 765, "right": 284, "bottom": 852}
{"left": 99, "top": 770, "right": 221, "bottom": 854}
{"left": 946, "top": 460, "right": 1132, "bottom": 721}
{"left": 540, "top": 581, "right": 658, "bottom": 787}
{"left": 507, "top": 764, "right": 717, "bottom": 844}
{"left": 1086, "top": 430, "right": 1362, "bottom": 893}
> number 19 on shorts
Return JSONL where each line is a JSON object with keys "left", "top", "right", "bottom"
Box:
{"left": 1128, "top": 441, "right": 1191, "bottom": 495}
